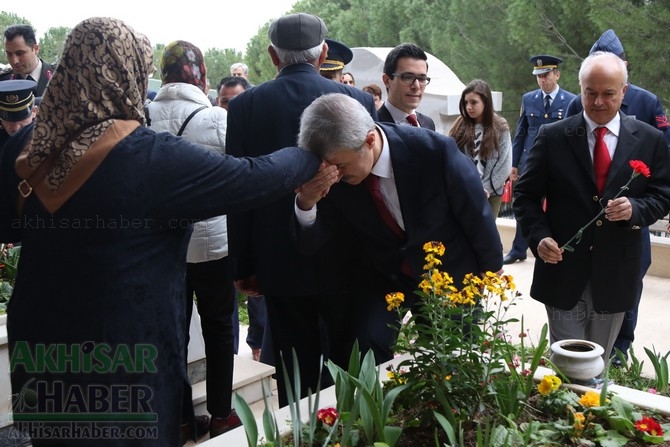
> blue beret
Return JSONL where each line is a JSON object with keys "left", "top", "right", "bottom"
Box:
{"left": 321, "top": 39, "right": 353, "bottom": 71}
{"left": 528, "top": 54, "right": 563, "bottom": 75}
{"left": 589, "top": 29, "right": 625, "bottom": 58}
{"left": 0, "top": 79, "right": 37, "bottom": 121}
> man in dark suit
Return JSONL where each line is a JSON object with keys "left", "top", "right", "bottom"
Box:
{"left": 1, "top": 25, "right": 54, "bottom": 97}
{"left": 225, "top": 13, "right": 377, "bottom": 406}
{"left": 504, "top": 55, "right": 576, "bottom": 265}
{"left": 293, "top": 93, "right": 503, "bottom": 363}
{"left": 565, "top": 30, "right": 670, "bottom": 366}
{"left": 376, "top": 43, "right": 435, "bottom": 130}
{"left": 514, "top": 52, "right": 670, "bottom": 368}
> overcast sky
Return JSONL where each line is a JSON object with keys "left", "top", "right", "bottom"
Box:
{"left": 3, "top": 0, "right": 298, "bottom": 53}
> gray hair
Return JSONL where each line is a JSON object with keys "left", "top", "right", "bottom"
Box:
{"left": 272, "top": 42, "right": 324, "bottom": 66}
{"left": 230, "top": 62, "right": 248, "bottom": 75}
{"left": 298, "top": 93, "right": 375, "bottom": 159}
{"left": 579, "top": 51, "right": 628, "bottom": 86}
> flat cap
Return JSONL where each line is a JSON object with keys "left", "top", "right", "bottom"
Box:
{"left": 590, "top": 29, "right": 625, "bottom": 58}
{"left": 320, "top": 39, "right": 353, "bottom": 71}
{"left": 268, "top": 13, "right": 327, "bottom": 51}
{"left": 529, "top": 54, "right": 563, "bottom": 75}
{"left": 0, "top": 79, "right": 37, "bottom": 122}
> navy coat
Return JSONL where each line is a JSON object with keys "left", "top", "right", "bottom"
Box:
{"left": 226, "top": 63, "right": 377, "bottom": 296}
{"left": 295, "top": 123, "right": 503, "bottom": 290}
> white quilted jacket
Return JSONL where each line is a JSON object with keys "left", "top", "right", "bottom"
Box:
{"left": 148, "top": 82, "right": 228, "bottom": 263}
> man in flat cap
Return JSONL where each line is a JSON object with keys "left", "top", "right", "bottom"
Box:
{"left": 0, "top": 79, "right": 38, "bottom": 150}
{"left": 566, "top": 30, "right": 670, "bottom": 368}
{"left": 504, "top": 54, "right": 576, "bottom": 265}
{"left": 225, "top": 12, "right": 377, "bottom": 406}
{"left": 319, "top": 38, "right": 353, "bottom": 82}
{"left": 1, "top": 25, "right": 54, "bottom": 97}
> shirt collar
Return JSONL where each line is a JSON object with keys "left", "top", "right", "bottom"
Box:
{"left": 27, "top": 59, "right": 42, "bottom": 82}
{"left": 383, "top": 100, "right": 416, "bottom": 124}
{"left": 370, "top": 125, "right": 392, "bottom": 179}
{"left": 543, "top": 86, "right": 560, "bottom": 100}
{"left": 583, "top": 111, "right": 621, "bottom": 137}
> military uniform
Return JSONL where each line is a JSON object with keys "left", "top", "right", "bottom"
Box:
{"left": 319, "top": 39, "right": 353, "bottom": 81}
{"left": 506, "top": 55, "right": 576, "bottom": 264}
{"left": 0, "top": 58, "right": 55, "bottom": 97}
{"left": 0, "top": 79, "right": 38, "bottom": 150}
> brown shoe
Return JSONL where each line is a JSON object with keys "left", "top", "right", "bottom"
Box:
{"left": 209, "top": 410, "right": 242, "bottom": 438}
{"left": 180, "top": 414, "right": 210, "bottom": 445}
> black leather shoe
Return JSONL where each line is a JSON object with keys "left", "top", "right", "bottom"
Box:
{"left": 503, "top": 254, "right": 527, "bottom": 265}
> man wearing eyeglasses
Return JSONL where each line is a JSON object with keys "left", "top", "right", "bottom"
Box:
{"left": 377, "top": 43, "right": 435, "bottom": 130}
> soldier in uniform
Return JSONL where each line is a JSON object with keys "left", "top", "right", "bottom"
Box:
{"left": 1, "top": 25, "right": 54, "bottom": 96}
{"left": 319, "top": 38, "right": 353, "bottom": 82}
{"left": 0, "top": 79, "right": 38, "bottom": 150}
{"left": 504, "top": 54, "right": 576, "bottom": 264}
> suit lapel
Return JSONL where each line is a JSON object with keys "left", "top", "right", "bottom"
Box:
{"left": 563, "top": 115, "right": 595, "bottom": 187}
{"left": 605, "top": 114, "right": 640, "bottom": 194}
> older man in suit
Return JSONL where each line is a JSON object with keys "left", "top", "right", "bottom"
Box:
{"left": 293, "top": 93, "right": 503, "bottom": 363}
{"left": 565, "top": 30, "right": 670, "bottom": 366}
{"left": 376, "top": 43, "right": 435, "bottom": 130}
{"left": 514, "top": 52, "right": 670, "bottom": 368}
{"left": 225, "top": 13, "right": 377, "bottom": 406}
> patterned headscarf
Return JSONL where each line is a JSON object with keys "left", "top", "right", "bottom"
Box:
{"left": 160, "top": 40, "right": 207, "bottom": 93}
{"left": 16, "top": 17, "right": 153, "bottom": 196}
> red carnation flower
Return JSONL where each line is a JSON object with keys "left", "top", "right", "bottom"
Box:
{"left": 629, "top": 160, "right": 651, "bottom": 178}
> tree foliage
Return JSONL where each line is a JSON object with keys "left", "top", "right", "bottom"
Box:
{"left": 3, "top": 1, "right": 670, "bottom": 125}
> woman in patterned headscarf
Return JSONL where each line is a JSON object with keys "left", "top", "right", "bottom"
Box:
{"left": 0, "top": 17, "right": 319, "bottom": 446}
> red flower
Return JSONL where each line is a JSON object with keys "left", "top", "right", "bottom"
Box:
{"left": 317, "top": 407, "right": 339, "bottom": 426}
{"left": 634, "top": 416, "right": 663, "bottom": 436}
{"left": 629, "top": 160, "right": 651, "bottom": 178}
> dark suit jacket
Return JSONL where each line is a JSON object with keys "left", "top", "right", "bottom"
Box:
{"left": 295, "top": 123, "right": 503, "bottom": 292}
{"left": 0, "top": 58, "right": 55, "bottom": 97}
{"left": 566, "top": 83, "right": 670, "bottom": 149}
{"left": 226, "top": 63, "right": 378, "bottom": 296}
{"left": 377, "top": 103, "right": 435, "bottom": 130}
{"left": 514, "top": 113, "right": 670, "bottom": 313}
{"left": 511, "top": 87, "right": 576, "bottom": 171}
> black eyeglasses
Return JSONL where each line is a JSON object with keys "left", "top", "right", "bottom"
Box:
{"left": 392, "top": 72, "right": 431, "bottom": 86}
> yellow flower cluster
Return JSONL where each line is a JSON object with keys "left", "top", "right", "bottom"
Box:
{"left": 385, "top": 292, "right": 405, "bottom": 311}
{"left": 573, "top": 412, "right": 585, "bottom": 432}
{"left": 578, "top": 391, "right": 603, "bottom": 408}
{"left": 537, "top": 375, "right": 562, "bottom": 395}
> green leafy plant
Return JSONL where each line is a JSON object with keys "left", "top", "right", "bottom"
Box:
{"left": 644, "top": 347, "right": 670, "bottom": 395}
{"left": 530, "top": 374, "right": 670, "bottom": 445}
{"left": 385, "top": 241, "right": 545, "bottom": 440}
{"left": 0, "top": 243, "right": 20, "bottom": 314}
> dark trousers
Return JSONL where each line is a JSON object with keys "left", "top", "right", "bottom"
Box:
{"left": 182, "top": 256, "right": 236, "bottom": 421}
{"left": 613, "top": 227, "right": 652, "bottom": 356}
{"left": 508, "top": 217, "right": 529, "bottom": 257}
{"left": 265, "top": 294, "right": 356, "bottom": 407}
{"left": 233, "top": 292, "right": 267, "bottom": 352}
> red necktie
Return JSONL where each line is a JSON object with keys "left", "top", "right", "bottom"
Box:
{"left": 406, "top": 113, "right": 419, "bottom": 127}
{"left": 364, "top": 174, "right": 404, "bottom": 239}
{"left": 593, "top": 127, "right": 611, "bottom": 195}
